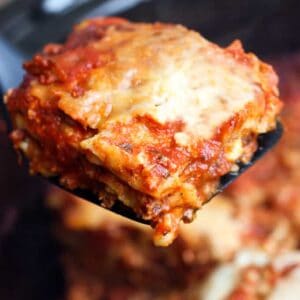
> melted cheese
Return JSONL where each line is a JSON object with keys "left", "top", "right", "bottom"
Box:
{"left": 202, "top": 250, "right": 300, "bottom": 300}
{"left": 269, "top": 252, "right": 300, "bottom": 300}
{"left": 59, "top": 24, "right": 261, "bottom": 139}
{"left": 201, "top": 249, "right": 270, "bottom": 300}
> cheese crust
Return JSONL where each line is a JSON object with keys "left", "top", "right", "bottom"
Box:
{"left": 5, "top": 18, "right": 282, "bottom": 246}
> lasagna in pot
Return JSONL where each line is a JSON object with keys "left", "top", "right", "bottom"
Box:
{"left": 48, "top": 189, "right": 216, "bottom": 300}
{"left": 5, "top": 17, "right": 282, "bottom": 246}
{"left": 48, "top": 186, "right": 295, "bottom": 300}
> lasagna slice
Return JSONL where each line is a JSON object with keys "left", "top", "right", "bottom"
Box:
{"left": 5, "top": 17, "right": 282, "bottom": 246}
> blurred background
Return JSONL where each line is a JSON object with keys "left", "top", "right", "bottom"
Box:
{"left": 1, "top": 1, "right": 300, "bottom": 299}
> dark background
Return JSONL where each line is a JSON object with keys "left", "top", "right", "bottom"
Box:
{"left": 1, "top": 0, "right": 300, "bottom": 57}
{"left": 0, "top": 1, "right": 299, "bottom": 299}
